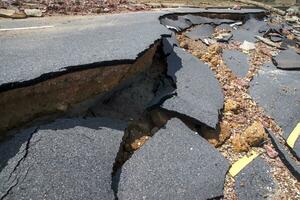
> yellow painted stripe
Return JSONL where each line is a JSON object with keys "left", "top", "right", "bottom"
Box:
{"left": 287, "top": 123, "right": 300, "bottom": 148}
{"left": 229, "top": 151, "right": 259, "bottom": 177}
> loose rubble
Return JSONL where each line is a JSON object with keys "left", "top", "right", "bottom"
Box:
{"left": 174, "top": 11, "right": 300, "bottom": 199}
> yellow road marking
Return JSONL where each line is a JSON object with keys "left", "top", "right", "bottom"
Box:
{"left": 287, "top": 123, "right": 300, "bottom": 149}
{"left": 229, "top": 151, "right": 260, "bottom": 177}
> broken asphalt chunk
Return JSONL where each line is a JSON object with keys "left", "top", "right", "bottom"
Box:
{"left": 223, "top": 49, "right": 249, "bottom": 77}
{"left": 232, "top": 29, "right": 257, "bottom": 43}
{"left": 160, "top": 16, "right": 192, "bottom": 32}
{"left": 249, "top": 63, "right": 300, "bottom": 159}
{"left": 270, "top": 35, "right": 283, "bottom": 43}
{"left": 184, "top": 24, "right": 214, "bottom": 42}
{"left": 232, "top": 18, "right": 266, "bottom": 42}
{"left": 272, "top": 48, "right": 300, "bottom": 70}
{"left": 183, "top": 14, "right": 235, "bottom": 25}
{"left": 267, "top": 130, "right": 300, "bottom": 181}
{"left": 216, "top": 33, "right": 233, "bottom": 43}
{"left": 147, "top": 77, "right": 176, "bottom": 109}
{"left": 235, "top": 157, "right": 276, "bottom": 200}
{"left": 163, "top": 47, "right": 224, "bottom": 128}
{"left": 0, "top": 12, "right": 170, "bottom": 87}
{"left": 216, "top": 23, "right": 233, "bottom": 31}
{"left": 118, "top": 118, "right": 229, "bottom": 200}
{"left": 162, "top": 33, "right": 179, "bottom": 56}
{"left": 0, "top": 117, "right": 126, "bottom": 200}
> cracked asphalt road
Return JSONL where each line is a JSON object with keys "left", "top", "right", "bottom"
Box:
{"left": 1, "top": 7, "right": 299, "bottom": 200}
{"left": 0, "top": 118, "right": 126, "bottom": 200}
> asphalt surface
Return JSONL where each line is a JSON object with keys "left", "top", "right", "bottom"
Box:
{"left": 184, "top": 24, "right": 214, "bottom": 42}
{"left": 232, "top": 18, "right": 266, "bottom": 43}
{"left": 160, "top": 16, "right": 192, "bottom": 32}
{"left": 182, "top": 14, "right": 235, "bottom": 25}
{"left": 273, "top": 48, "right": 300, "bottom": 70}
{"left": 268, "top": 130, "right": 300, "bottom": 181}
{"left": 118, "top": 118, "right": 229, "bottom": 200}
{"left": 0, "top": 11, "right": 170, "bottom": 90}
{"left": 163, "top": 46, "right": 224, "bottom": 128}
{"left": 223, "top": 49, "right": 250, "bottom": 77}
{"left": 235, "top": 157, "right": 275, "bottom": 200}
{"left": 162, "top": 33, "right": 179, "bottom": 56}
{"left": 249, "top": 63, "right": 300, "bottom": 159}
{"left": 0, "top": 8, "right": 266, "bottom": 91}
{"left": 0, "top": 117, "right": 126, "bottom": 200}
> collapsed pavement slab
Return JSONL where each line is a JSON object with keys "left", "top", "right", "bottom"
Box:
{"left": 232, "top": 18, "right": 267, "bottom": 42}
{"left": 160, "top": 15, "right": 192, "bottom": 32}
{"left": 184, "top": 24, "right": 214, "bottom": 42}
{"left": 223, "top": 49, "right": 250, "bottom": 78}
{"left": 162, "top": 46, "right": 224, "bottom": 128}
{"left": 182, "top": 14, "right": 235, "bottom": 25}
{"left": 118, "top": 118, "right": 229, "bottom": 200}
{"left": 0, "top": 8, "right": 267, "bottom": 91}
{"left": 0, "top": 117, "right": 126, "bottom": 200}
{"left": 0, "top": 9, "right": 267, "bottom": 135}
{"left": 249, "top": 63, "right": 300, "bottom": 159}
{"left": 272, "top": 48, "right": 300, "bottom": 70}
{"left": 235, "top": 157, "right": 276, "bottom": 200}
{"left": 162, "top": 33, "right": 179, "bottom": 56}
{"left": 0, "top": 12, "right": 170, "bottom": 90}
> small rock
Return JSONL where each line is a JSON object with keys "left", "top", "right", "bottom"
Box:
{"left": 0, "top": 8, "right": 15, "bottom": 18}
{"left": 103, "top": 8, "right": 110, "bottom": 13}
{"left": 215, "top": 33, "right": 233, "bottom": 43}
{"left": 0, "top": 8, "right": 26, "bottom": 19}
{"left": 200, "top": 121, "right": 231, "bottom": 147}
{"left": 270, "top": 35, "right": 283, "bottom": 43}
{"left": 232, "top": 4, "right": 241, "bottom": 10}
{"left": 94, "top": 8, "right": 102, "bottom": 14}
{"left": 285, "top": 15, "right": 299, "bottom": 23}
{"left": 24, "top": 9, "right": 43, "bottom": 17}
{"left": 130, "top": 136, "right": 150, "bottom": 150}
{"left": 224, "top": 99, "right": 240, "bottom": 113}
{"left": 233, "top": 121, "right": 267, "bottom": 152}
{"left": 287, "top": 6, "right": 300, "bottom": 16}
{"left": 232, "top": 134, "right": 250, "bottom": 152}
{"left": 264, "top": 144, "right": 278, "bottom": 158}
{"left": 219, "top": 121, "right": 232, "bottom": 143}
{"left": 179, "top": 41, "right": 189, "bottom": 49}
{"left": 240, "top": 40, "right": 255, "bottom": 51}
{"left": 244, "top": 121, "right": 267, "bottom": 147}
{"left": 203, "top": 38, "right": 217, "bottom": 45}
